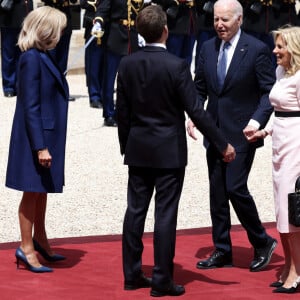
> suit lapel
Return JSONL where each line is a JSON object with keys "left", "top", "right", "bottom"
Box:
{"left": 212, "top": 39, "right": 222, "bottom": 92}
{"left": 224, "top": 33, "right": 248, "bottom": 88}
{"left": 39, "top": 51, "right": 68, "bottom": 98}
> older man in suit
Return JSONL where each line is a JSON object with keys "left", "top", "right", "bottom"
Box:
{"left": 117, "top": 4, "right": 235, "bottom": 297}
{"left": 188, "top": 0, "right": 277, "bottom": 272}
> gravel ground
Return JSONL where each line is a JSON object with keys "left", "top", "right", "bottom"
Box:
{"left": 0, "top": 73, "right": 276, "bottom": 243}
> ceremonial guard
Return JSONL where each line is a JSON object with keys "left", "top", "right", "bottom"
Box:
{"left": 0, "top": 0, "right": 33, "bottom": 97}
{"left": 81, "top": 0, "right": 106, "bottom": 108}
{"left": 194, "top": 0, "right": 216, "bottom": 70}
{"left": 92, "top": 0, "right": 149, "bottom": 126}
{"left": 242, "top": 0, "right": 299, "bottom": 64}
{"left": 154, "top": 0, "right": 200, "bottom": 67}
{"left": 42, "top": 0, "right": 77, "bottom": 96}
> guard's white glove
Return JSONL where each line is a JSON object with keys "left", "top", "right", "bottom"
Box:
{"left": 138, "top": 34, "right": 146, "bottom": 47}
{"left": 143, "top": 0, "right": 151, "bottom": 3}
{"left": 91, "top": 22, "right": 102, "bottom": 35}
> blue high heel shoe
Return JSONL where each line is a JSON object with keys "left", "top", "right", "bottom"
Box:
{"left": 15, "top": 247, "right": 53, "bottom": 273}
{"left": 33, "top": 239, "right": 66, "bottom": 262}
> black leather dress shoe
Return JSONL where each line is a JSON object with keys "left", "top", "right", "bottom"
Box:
{"left": 90, "top": 101, "right": 102, "bottom": 108}
{"left": 104, "top": 117, "right": 117, "bottom": 127}
{"left": 124, "top": 274, "right": 152, "bottom": 290}
{"left": 250, "top": 238, "right": 277, "bottom": 272}
{"left": 269, "top": 281, "right": 283, "bottom": 288}
{"left": 68, "top": 96, "right": 76, "bottom": 101}
{"left": 273, "top": 282, "right": 299, "bottom": 294}
{"left": 4, "top": 91, "right": 16, "bottom": 97}
{"left": 196, "top": 250, "right": 233, "bottom": 269}
{"left": 150, "top": 283, "right": 185, "bottom": 297}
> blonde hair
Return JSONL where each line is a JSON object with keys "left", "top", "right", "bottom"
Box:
{"left": 18, "top": 6, "right": 67, "bottom": 52}
{"left": 273, "top": 26, "right": 300, "bottom": 76}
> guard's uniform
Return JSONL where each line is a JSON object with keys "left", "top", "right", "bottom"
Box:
{"left": 194, "top": 0, "right": 216, "bottom": 70}
{"left": 94, "top": 0, "right": 146, "bottom": 124}
{"left": 81, "top": 0, "right": 106, "bottom": 107}
{"left": 154, "top": 0, "right": 200, "bottom": 67}
{"left": 0, "top": 0, "right": 33, "bottom": 96}
{"left": 42, "top": 0, "right": 76, "bottom": 73}
{"left": 242, "top": 0, "right": 300, "bottom": 65}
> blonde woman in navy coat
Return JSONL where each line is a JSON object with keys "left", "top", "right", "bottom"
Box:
{"left": 5, "top": 6, "right": 68, "bottom": 273}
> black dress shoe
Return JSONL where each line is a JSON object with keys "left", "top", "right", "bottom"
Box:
{"left": 150, "top": 283, "right": 185, "bottom": 297}
{"left": 4, "top": 91, "right": 16, "bottom": 97}
{"left": 104, "top": 117, "right": 117, "bottom": 127}
{"left": 68, "top": 96, "right": 76, "bottom": 101}
{"left": 196, "top": 250, "right": 233, "bottom": 269}
{"left": 124, "top": 274, "right": 152, "bottom": 290}
{"left": 269, "top": 281, "right": 283, "bottom": 288}
{"left": 250, "top": 238, "right": 277, "bottom": 272}
{"left": 90, "top": 101, "right": 102, "bottom": 108}
{"left": 273, "top": 282, "right": 299, "bottom": 294}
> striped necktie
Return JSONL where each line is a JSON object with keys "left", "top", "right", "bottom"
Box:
{"left": 217, "top": 41, "right": 231, "bottom": 90}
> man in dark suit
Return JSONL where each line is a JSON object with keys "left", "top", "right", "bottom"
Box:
{"left": 117, "top": 5, "right": 235, "bottom": 297}
{"left": 188, "top": 0, "right": 277, "bottom": 272}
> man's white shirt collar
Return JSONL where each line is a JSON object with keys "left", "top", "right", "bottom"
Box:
{"left": 146, "top": 43, "right": 166, "bottom": 49}
{"left": 220, "top": 29, "right": 241, "bottom": 51}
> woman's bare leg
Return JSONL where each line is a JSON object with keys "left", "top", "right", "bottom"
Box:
{"left": 18, "top": 192, "right": 42, "bottom": 267}
{"left": 33, "top": 193, "right": 53, "bottom": 255}
{"left": 278, "top": 233, "right": 291, "bottom": 282}
{"left": 282, "top": 232, "right": 300, "bottom": 288}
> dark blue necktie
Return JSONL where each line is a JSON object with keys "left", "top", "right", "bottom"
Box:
{"left": 217, "top": 41, "right": 231, "bottom": 90}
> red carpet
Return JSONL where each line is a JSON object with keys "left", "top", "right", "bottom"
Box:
{"left": 0, "top": 222, "right": 298, "bottom": 299}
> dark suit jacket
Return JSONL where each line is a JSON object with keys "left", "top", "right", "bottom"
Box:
{"left": 6, "top": 49, "right": 69, "bottom": 193}
{"left": 116, "top": 46, "right": 228, "bottom": 168}
{"left": 195, "top": 31, "right": 275, "bottom": 152}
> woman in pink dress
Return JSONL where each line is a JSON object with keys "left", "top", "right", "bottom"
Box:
{"left": 250, "top": 26, "right": 300, "bottom": 294}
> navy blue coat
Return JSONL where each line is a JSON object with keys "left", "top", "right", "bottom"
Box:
{"left": 6, "top": 49, "right": 69, "bottom": 193}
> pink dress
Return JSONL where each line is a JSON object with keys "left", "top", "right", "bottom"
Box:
{"left": 267, "top": 66, "right": 300, "bottom": 233}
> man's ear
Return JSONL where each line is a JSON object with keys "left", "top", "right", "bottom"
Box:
{"left": 163, "top": 24, "right": 169, "bottom": 40}
{"left": 237, "top": 15, "right": 243, "bottom": 27}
